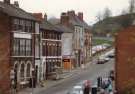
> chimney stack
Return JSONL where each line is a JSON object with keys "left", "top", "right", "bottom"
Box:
{"left": 60, "top": 12, "right": 69, "bottom": 26}
{"left": 32, "top": 13, "right": 43, "bottom": 22}
{"left": 4, "top": 0, "right": 10, "bottom": 4}
{"left": 44, "top": 13, "right": 47, "bottom": 21}
{"left": 14, "top": 1, "right": 19, "bottom": 7}
{"left": 78, "top": 12, "right": 83, "bottom": 21}
{"left": 67, "top": 10, "right": 75, "bottom": 17}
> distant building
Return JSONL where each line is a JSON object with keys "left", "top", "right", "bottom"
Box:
{"left": 56, "top": 24, "right": 74, "bottom": 71}
{"left": 0, "top": 0, "right": 39, "bottom": 93}
{"left": 115, "top": 26, "right": 135, "bottom": 93}
{"left": 60, "top": 11, "right": 92, "bottom": 68}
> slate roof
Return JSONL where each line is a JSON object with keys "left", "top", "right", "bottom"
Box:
{"left": 0, "top": 1, "right": 37, "bottom": 21}
{"left": 55, "top": 24, "right": 73, "bottom": 33}
{"left": 40, "top": 20, "right": 63, "bottom": 32}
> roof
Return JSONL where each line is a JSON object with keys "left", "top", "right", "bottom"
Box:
{"left": 0, "top": 1, "right": 37, "bottom": 21}
{"left": 40, "top": 20, "right": 63, "bottom": 32}
{"left": 69, "top": 15, "right": 90, "bottom": 29}
{"left": 55, "top": 24, "right": 73, "bottom": 33}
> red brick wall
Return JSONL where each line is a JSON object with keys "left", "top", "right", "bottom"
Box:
{"left": 0, "top": 12, "right": 11, "bottom": 94}
{"left": 116, "top": 26, "right": 135, "bottom": 93}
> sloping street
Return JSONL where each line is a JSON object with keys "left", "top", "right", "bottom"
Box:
{"left": 36, "top": 59, "right": 114, "bottom": 94}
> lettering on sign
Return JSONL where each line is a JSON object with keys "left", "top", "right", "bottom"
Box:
{"left": 63, "top": 59, "right": 70, "bottom": 62}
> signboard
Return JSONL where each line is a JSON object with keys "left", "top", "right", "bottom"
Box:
{"left": 63, "top": 59, "right": 70, "bottom": 62}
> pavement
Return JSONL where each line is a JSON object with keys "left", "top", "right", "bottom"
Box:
{"left": 18, "top": 48, "right": 114, "bottom": 94}
{"left": 18, "top": 63, "right": 90, "bottom": 94}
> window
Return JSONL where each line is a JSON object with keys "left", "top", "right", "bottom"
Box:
{"left": 26, "top": 39, "right": 32, "bottom": 56}
{"left": 13, "top": 39, "right": 32, "bottom": 56}
{"left": 20, "top": 39, "right": 25, "bottom": 56}
{"left": 26, "top": 62, "right": 31, "bottom": 78}
{"left": 20, "top": 63, "right": 25, "bottom": 78}
{"left": 13, "top": 39, "right": 19, "bottom": 56}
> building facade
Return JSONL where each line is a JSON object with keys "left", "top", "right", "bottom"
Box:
{"left": 40, "top": 18, "right": 63, "bottom": 80}
{"left": 56, "top": 25, "right": 74, "bottom": 71}
{"left": 60, "top": 11, "right": 92, "bottom": 68}
{"left": 0, "top": 0, "right": 39, "bottom": 93}
{"left": 115, "top": 26, "right": 135, "bottom": 93}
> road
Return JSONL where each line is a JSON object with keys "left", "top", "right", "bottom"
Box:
{"left": 37, "top": 58, "right": 114, "bottom": 94}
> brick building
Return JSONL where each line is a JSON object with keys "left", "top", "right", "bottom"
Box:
{"left": 39, "top": 15, "right": 63, "bottom": 80}
{"left": 60, "top": 11, "right": 92, "bottom": 68}
{"left": 115, "top": 26, "right": 135, "bottom": 93}
{"left": 49, "top": 10, "right": 92, "bottom": 68}
{"left": 0, "top": 0, "right": 39, "bottom": 93}
{"left": 56, "top": 24, "right": 74, "bottom": 71}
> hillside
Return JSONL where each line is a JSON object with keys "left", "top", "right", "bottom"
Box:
{"left": 92, "top": 13, "right": 135, "bottom": 37}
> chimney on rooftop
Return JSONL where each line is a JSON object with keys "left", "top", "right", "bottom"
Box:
{"left": 44, "top": 13, "right": 47, "bottom": 21}
{"left": 14, "top": 1, "right": 19, "bottom": 7}
{"left": 32, "top": 13, "right": 43, "bottom": 22}
{"left": 67, "top": 10, "right": 75, "bottom": 17}
{"left": 78, "top": 12, "right": 83, "bottom": 21}
{"left": 4, "top": 0, "right": 10, "bottom": 4}
{"left": 60, "top": 12, "right": 69, "bottom": 26}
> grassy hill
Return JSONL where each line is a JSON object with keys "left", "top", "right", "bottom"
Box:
{"left": 92, "top": 13, "right": 135, "bottom": 37}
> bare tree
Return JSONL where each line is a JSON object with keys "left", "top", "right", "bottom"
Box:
{"left": 121, "top": 9, "right": 128, "bottom": 15}
{"left": 96, "top": 12, "right": 103, "bottom": 22}
{"left": 103, "top": 7, "right": 112, "bottom": 19}
{"left": 129, "top": 0, "right": 135, "bottom": 13}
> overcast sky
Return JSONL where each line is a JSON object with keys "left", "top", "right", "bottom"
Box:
{"left": 1, "top": 0, "right": 129, "bottom": 25}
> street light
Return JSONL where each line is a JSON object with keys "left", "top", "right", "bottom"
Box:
{"left": 75, "top": 50, "right": 78, "bottom": 67}
{"left": 31, "top": 68, "right": 34, "bottom": 94}
{"left": 10, "top": 69, "right": 16, "bottom": 94}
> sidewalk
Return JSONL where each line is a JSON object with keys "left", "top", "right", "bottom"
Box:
{"left": 18, "top": 65, "right": 86, "bottom": 94}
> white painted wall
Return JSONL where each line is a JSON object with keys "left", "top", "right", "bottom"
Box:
{"left": 62, "top": 32, "right": 73, "bottom": 57}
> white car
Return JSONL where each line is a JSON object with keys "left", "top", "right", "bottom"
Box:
{"left": 67, "top": 85, "right": 83, "bottom": 94}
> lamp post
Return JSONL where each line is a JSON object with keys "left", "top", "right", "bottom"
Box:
{"left": 75, "top": 50, "right": 78, "bottom": 68}
{"left": 10, "top": 69, "right": 15, "bottom": 94}
{"left": 31, "top": 68, "right": 34, "bottom": 94}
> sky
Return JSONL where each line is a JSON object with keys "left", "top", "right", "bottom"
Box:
{"left": 1, "top": 0, "right": 129, "bottom": 25}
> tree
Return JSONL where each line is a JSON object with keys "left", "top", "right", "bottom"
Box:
{"left": 129, "top": 0, "right": 135, "bottom": 13}
{"left": 103, "top": 7, "right": 112, "bottom": 19}
{"left": 96, "top": 12, "right": 103, "bottom": 22}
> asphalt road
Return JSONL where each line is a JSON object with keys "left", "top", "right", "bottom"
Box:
{"left": 37, "top": 58, "right": 114, "bottom": 94}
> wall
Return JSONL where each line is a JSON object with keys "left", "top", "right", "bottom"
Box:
{"left": 116, "top": 26, "right": 135, "bottom": 93}
{"left": 62, "top": 32, "right": 73, "bottom": 56}
{"left": 0, "top": 12, "right": 11, "bottom": 94}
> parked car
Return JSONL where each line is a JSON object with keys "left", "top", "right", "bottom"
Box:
{"left": 108, "top": 53, "right": 115, "bottom": 58}
{"left": 97, "top": 56, "right": 107, "bottom": 64}
{"left": 67, "top": 85, "right": 83, "bottom": 94}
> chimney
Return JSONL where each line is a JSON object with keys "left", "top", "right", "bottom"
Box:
{"left": 44, "top": 13, "right": 47, "bottom": 21}
{"left": 4, "top": 0, "right": 10, "bottom": 4}
{"left": 67, "top": 10, "right": 75, "bottom": 17}
{"left": 78, "top": 12, "right": 83, "bottom": 21}
{"left": 14, "top": 1, "right": 19, "bottom": 7}
{"left": 60, "top": 12, "right": 69, "bottom": 26}
{"left": 32, "top": 13, "right": 43, "bottom": 22}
